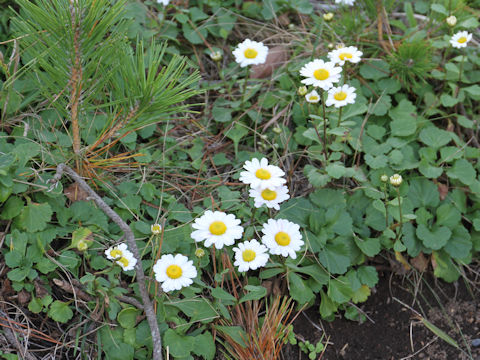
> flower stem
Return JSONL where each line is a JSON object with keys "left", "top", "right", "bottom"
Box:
{"left": 241, "top": 66, "right": 250, "bottom": 105}
{"left": 321, "top": 90, "right": 329, "bottom": 162}
{"left": 383, "top": 183, "right": 389, "bottom": 229}
{"left": 396, "top": 187, "right": 403, "bottom": 240}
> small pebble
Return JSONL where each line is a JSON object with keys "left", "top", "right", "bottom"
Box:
{"left": 471, "top": 338, "right": 480, "bottom": 347}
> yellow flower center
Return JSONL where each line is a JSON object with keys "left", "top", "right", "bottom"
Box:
{"left": 457, "top": 36, "right": 467, "bottom": 43}
{"left": 244, "top": 48, "right": 258, "bottom": 59}
{"left": 275, "top": 231, "right": 291, "bottom": 246}
{"left": 209, "top": 221, "right": 227, "bottom": 235}
{"left": 255, "top": 168, "right": 271, "bottom": 180}
{"left": 339, "top": 52, "right": 353, "bottom": 60}
{"left": 334, "top": 91, "right": 347, "bottom": 101}
{"left": 308, "top": 95, "right": 319, "bottom": 101}
{"left": 110, "top": 249, "right": 122, "bottom": 259}
{"left": 313, "top": 69, "right": 329, "bottom": 80}
{"left": 117, "top": 257, "right": 130, "bottom": 268}
{"left": 151, "top": 224, "right": 161, "bottom": 234}
{"left": 166, "top": 264, "right": 183, "bottom": 279}
{"left": 242, "top": 249, "right": 256, "bottom": 262}
{"left": 261, "top": 189, "right": 277, "bottom": 201}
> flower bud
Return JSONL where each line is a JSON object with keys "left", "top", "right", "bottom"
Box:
{"left": 272, "top": 126, "right": 282, "bottom": 134}
{"left": 446, "top": 15, "right": 457, "bottom": 27}
{"left": 323, "top": 12, "right": 334, "bottom": 21}
{"left": 297, "top": 86, "right": 308, "bottom": 96}
{"left": 195, "top": 248, "right": 206, "bottom": 258}
{"left": 380, "top": 174, "right": 388, "bottom": 182}
{"left": 151, "top": 223, "right": 162, "bottom": 235}
{"left": 327, "top": 43, "right": 334, "bottom": 49}
{"left": 389, "top": 174, "right": 403, "bottom": 187}
{"left": 209, "top": 51, "right": 222, "bottom": 62}
{"left": 77, "top": 239, "right": 89, "bottom": 251}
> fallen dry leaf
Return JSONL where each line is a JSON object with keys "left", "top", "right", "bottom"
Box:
{"left": 250, "top": 45, "right": 289, "bottom": 79}
{"left": 437, "top": 182, "right": 448, "bottom": 201}
{"left": 411, "top": 252, "right": 429, "bottom": 272}
{"left": 64, "top": 183, "right": 89, "bottom": 202}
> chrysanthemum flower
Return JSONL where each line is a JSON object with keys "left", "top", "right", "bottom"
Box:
{"left": 232, "top": 39, "right": 269, "bottom": 68}
{"left": 191, "top": 210, "right": 244, "bottom": 249}
{"left": 153, "top": 254, "right": 197, "bottom": 292}
{"left": 232, "top": 240, "right": 269, "bottom": 272}
{"left": 325, "top": 84, "right": 356, "bottom": 108}
{"left": 105, "top": 243, "right": 128, "bottom": 260}
{"left": 299, "top": 59, "right": 342, "bottom": 90}
{"left": 115, "top": 250, "right": 137, "bottom": 271}
{"left": 328, "top": 46, "right": 363, "bottom": 66}
{"left": 239, "top": 158, "right": 286, "bottom": 190}
{"left": 249, "top": 185, "right": 290, "bottom": 210}
{"left": 151, "top": 223, "right": 162, "bottom": 235}
{"left": 305, "top": 90, "right": 320, "bottom": 103}
{"left": 261, "top": 219, "right": 304, "bottom": 259}
{"left": 335, "top": 0, "right": 355, "bottom": 5}
{"left": 450, "top": 31, "right": 472, "bottom": 48}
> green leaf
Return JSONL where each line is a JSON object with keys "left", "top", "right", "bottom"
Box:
{"left": 432, "top": 251, "right": 460, "bottom": 282}
{"left": 319, "top": 290, "right": 338, "bottom": 319}
{"left": 419, "top": 127, "right": 452, "bottom": 148}
{"left": 163, "top": 329, "right": 194, "bottom": 358}
{"left": 239, "top": 285, "right": 267, "bottom": 303}
{"left": 407, "top": 179, "right": 439, "bottom": 208}
{"left": 16, "top": 202, "right": 52, "bottom": 232}
{"left": 29, "top": 297, "right": 43, "bottom": 313}
{"left": 168, "top": 298, "right": 218, "bottom": 324}
{"left": 0, "top": 196, "right": 24, "bottom": 220}
{"left": 389, "top": 99, "right": 417, "bottom": 137}
{"left": 420, "top": 317, "right": 459, "bottom": 348}
{"left": 352, "top": 285, "right": 371, "bottom": 304}
{"left": 359, "top": 60, "right": 390, "bottom": 81}
{"left": 416, "top": 224, "right": 451, "bottom": 250}
{"left": 287, "top": 272, "right": 314, "bottom": 304}
{"left": 317, "top": 242, "right": 351, "bottom": 274}
{"left": 430, "top": 3, "right": 447, "bottom": 15}
{"left": 212, "top": 105, "right": 232, "bottom": 123}
{"left": 328, "top": 276, "right": 354, "bottom": 304}
{"left": 325, "top": 163, "right": 346, "bottom": 179}
{"left": 357, "top": 266, "right": 379, "bottom": 287}
{"left": 354, "top": 237, "right": 381, "bottom": 257}
{"left": 436, "top": 204, "right": 461, "bottom": 229}
{"left": 193, "top": 332, "right": 216, "bottom": 360}
{"left": 215, "top": 326, "right": 247, "bottom": 348}
{"left": 418, "top": 159, "right": 443, "bottom": 179}
{"left": 440, "top": 94, "right": 459, "bottom": 107}
{"left": 211, "top": 287, "right": 237, "bottom": 303}
{"left": 276, "top": 198, "right": 315, "bottom": 227}
{"left": 447, "top": 159, "right": 477, "bottom": 185}
{"left": 48, "top": 301, "right": 73, "bottom": 323}
{"left": 444, "top": 226, "right": 471, "bottom": 259}
{"left": 371, "top": 94, "right": 392, "bottom": 116}
{"left": 117, "top": 308, "right": 140, "bottom": 329}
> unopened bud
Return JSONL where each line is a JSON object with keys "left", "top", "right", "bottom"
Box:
{"left": 77, "top": 239, "right": 89, "bottom": 251}
{"left": 210, "top": 51, "right": 222, "bottom": 62}
{"left": 195, "top": 248, "right": 206, "bottom": 258}
{"left": 151, "top": 223, "right": 162, "bottom": 235}
{"left": 446, "top": 15, "right": 457, "bottom": 27}
{"left": 297, "top": 86, "right": 308, "bottom": 96}
{"left": 323, "top": 12, "right": 334, "bottom": 21}
{"left": 389, "top": 174, "right": 403, "bottom": 187}
{"left": 380, "top": 174, "right": 388, "bottom": 183}
{"left": 272, "top": 126, "right": 282, "bottom": 134}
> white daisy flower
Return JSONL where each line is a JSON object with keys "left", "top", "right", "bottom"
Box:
{"left": 232, "top": 39, "right": 269, "bottom": 68}
{"left": 153, "top": 254, "right": 197, "bottom": 292}
{"left": 390, "top": 174, "right": 403, "bottom": 186}
{"left": 115, "top": 250, "right": 137, "bottom": 271}
{"left": 261, "top": 219, "right": 304, "bottom": 259}
{"left": 305, "top": 90, "right": 320, "bottom": 103}
{"left": 450, "top": 31, "right": 472, "bottom": 48}
{"left": 325, "top": 84, "right": 356, "bottom": 108}
{"left": 191, "top": 210, "right": 244, "bottom": 249}
{"left": 328, "top": 46, "right": 363, "bottom": 65}
{"left": 232, "top": 240, "right": 269, "bottom": 272}
{"left": 299, "top": 59, "right": 342, "bottom": 90}
{"left": 156, "top": 0, "right": 170, "bottom": 5}
{"left": 151, "top": 223, "right": 162, "bottom": 235}
{"left": 105, "top": 243, "right": 128, "bottom": 260}
{"left": 335, "top": 0, "right": 355, "bottom": 5}
{"left": 239, "top": 158, "right": 286, "bottom": 190}
{"left": 249, "top": 185, "right": 290, "bottom": 210}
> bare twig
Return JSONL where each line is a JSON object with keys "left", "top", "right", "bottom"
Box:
{"left": 49, "top": 164, "right": 163, "bottom": 360}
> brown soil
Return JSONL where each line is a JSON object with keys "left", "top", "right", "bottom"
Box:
{"left": 284, "top": 270, "right": 480, "bottom": 360}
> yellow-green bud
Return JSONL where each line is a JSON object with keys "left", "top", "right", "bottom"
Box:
{"left": 323, "top": 12, "right": 334, "bottom": 21}
{"left": 209, "top": 51, "right": 222, "bottom": 62}
{"left": 77, "top": 239, "right": 89, "bottom": 251}
{"left": 389, "top": 174, "right": 403, "bottom": 187}
{"left": 272, "top": 126, "right": 282, "bottom": 134}
{"left": 380, "top": 174, "right": 388, "bottom": 182}
{"left": 327, "top": 43, "right": 334, "bottom": 49}
{"left": 151, "top": 223, "right": 162, "bottom": 235}
{"left": 446, "top": 15, "right": 457, "bottom": 27}
{"left": 195, "top": 248, "right": 206, "bottom": 258}
{"left": 297, "top": 86, "right": 308, "bottom": 96}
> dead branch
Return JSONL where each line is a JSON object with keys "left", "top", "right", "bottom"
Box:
{"left": 49, "top": 164, "right": 163, "bottom": 360}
